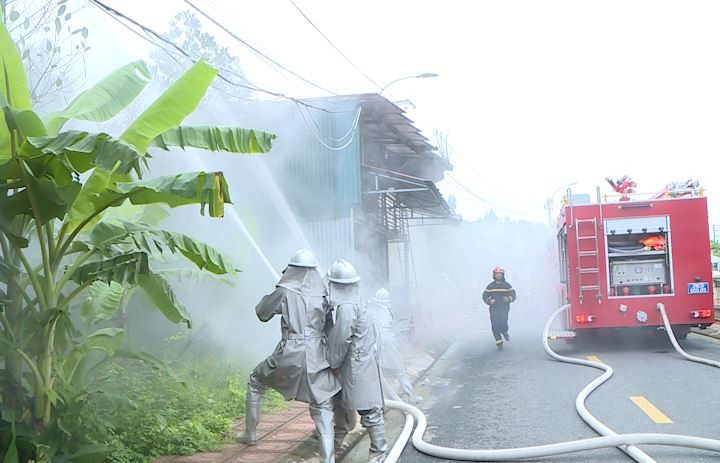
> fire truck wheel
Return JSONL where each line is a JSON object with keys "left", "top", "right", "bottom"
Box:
{"left": 671, "top": 326, "right": 690, "bottom": 340}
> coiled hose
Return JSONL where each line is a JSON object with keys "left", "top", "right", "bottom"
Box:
{"left": 381, "top": 304, "right": 720, "bottom": 462}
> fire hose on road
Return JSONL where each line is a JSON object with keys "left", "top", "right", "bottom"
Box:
{"left": 380, "top": 304, "right": 720, "bottom": 462}
{"left": 656, "top": 302, "right": 720, "bottom": 369}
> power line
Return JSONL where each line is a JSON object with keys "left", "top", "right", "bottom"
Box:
{"left": 444, "top": 173, "right": 544, "bottom": 215}
{"left": 92, "top": 0, "right": 362, "bottom": 150}
{"left": 89, "top": 0, "right": 375, "bottom": 149}
{"left": 194, "top": 0, "right": 300, "bottom": 91}
{"left": 190, "top": 0, "right": 304, "bottom": 92}
{"left": 287, "top": 0, "right": 382, "bottom": 91}
{"left": 448, "top": 143, "right": 538, "bottom": 208}
{"left": 183, "top": 0, "right": 339, "bottom": 96}
{"left": 294, "top": 102, "right": 361, "bottom": 151}
{"left": 89, "top": 0, "right": 345, "bottom": 113}
{"left": 297, "top": 103, "right": 361, "bottom": 142}
{"left": 96, "top": 2, "right": 232, "bottom": 96}
{"left": 91, "top": 1, "right": 259, "bottom": 92}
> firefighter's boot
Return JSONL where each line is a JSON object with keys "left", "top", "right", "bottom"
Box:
{"left": 309, "top": 399, "right": 335, "bottom": 463}
{"left": 496, "top": 339, "right": 504, "bottom": 350}
{"left": 380, "top": 370, "right": 404, "bottom": 403}
{"left": 332, "top": 393, "right": 355, "bottom": 450}
{"left": 361, "top": 408, "right": 388, "bottom": 463}
{"left": 399, "top": 373, "right": 423, "bottom": 403}
{"left": 235, "top": 375, "right": 266, "bottom": 445}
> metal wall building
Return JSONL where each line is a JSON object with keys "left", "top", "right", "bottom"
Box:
{"left": 236, "top": 94, "right": 456, "bottom": 306}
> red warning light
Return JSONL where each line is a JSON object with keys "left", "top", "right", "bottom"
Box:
{"left": 575, "top": 314, "right": 597, "bottom": 323}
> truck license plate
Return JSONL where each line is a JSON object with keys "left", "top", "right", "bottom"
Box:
{"left": 687, "top": 282, "right": 709, "bottom": 294}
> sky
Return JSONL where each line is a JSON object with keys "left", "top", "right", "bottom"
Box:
{"left": 70, "top": 0, "right": 720, "bottom": 231}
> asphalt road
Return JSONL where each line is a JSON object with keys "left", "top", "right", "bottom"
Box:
{"left": 385, "top": 306, "right": 720, "bottom": 463}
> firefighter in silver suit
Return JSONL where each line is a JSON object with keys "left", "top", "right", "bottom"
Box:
{"left": 366, "top": 287, "right": 423, "bottom": 404}
{"left": 235, "top": 249, "right": 340, "bottom": 463}
{"left": 327, "top": 259, "right": 388, "bottom": 463}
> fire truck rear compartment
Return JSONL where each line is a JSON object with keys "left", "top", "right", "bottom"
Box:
{"left": 556, "top": 189, "right": 714, "bottom": 335}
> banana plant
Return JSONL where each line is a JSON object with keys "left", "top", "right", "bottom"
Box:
{"left": 0, "top": 16, "right": 274, "bottom": 458}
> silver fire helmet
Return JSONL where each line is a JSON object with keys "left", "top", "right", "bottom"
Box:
{"left": 288, "top": 248, "right": 317, "bottom": 268}
{"left": 327, "top": 259, "right": 361, "bottom": 284}
{"left": 372, "top": 287, "right": 391, "bottom": 303}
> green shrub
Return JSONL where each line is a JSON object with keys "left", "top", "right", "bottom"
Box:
{"left": 53, "top": 360, "right": 286, "bottom": 463}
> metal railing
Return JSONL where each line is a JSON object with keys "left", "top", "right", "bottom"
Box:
{"left": 602, "top": 186, "right": 704, "bottom": 203}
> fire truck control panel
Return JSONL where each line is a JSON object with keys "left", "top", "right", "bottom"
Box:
{"left": 610, "top": 259, "right": 666, "bottom": 286}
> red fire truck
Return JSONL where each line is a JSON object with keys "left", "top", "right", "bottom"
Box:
{"left": 555, "top": 178, "right": 714, "bottom": 339}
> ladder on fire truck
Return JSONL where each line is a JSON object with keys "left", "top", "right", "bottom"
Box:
{"left": 575, "top": 217, "right": 602, "bottom": 304}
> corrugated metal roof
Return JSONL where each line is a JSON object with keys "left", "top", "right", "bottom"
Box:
{"left": 303, "top": 93, "right": 441, "bottom": 154}
{"left": 362, "top": 164, "right": 456, "bottom": 220}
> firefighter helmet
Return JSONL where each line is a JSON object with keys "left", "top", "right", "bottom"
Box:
{"left": 288, "top": 248, "right": 317, "bottom": 268}
{"left": 492, "top": 266, "right": 505, "bottom": 275}
{"left": 371, "top": 287, "right": 391, "bottom": 303}
{"left": 327, "top": 259, "right": 361, "bottom": 284}
{"left": 639, "top": 235, "right": 666, "bottom": 251}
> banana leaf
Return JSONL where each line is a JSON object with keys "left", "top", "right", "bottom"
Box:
{"left": 115, "top": 171, "right": 231, "bottom": 218}
{"left": 0, "top": 16, "right": 30, "bottom": 161}
{"left": 0, "top": 207, "right": 27, "bottom": 248}
{"left": 114, "top": 349, "right": 168, "bottom": 373}
{"left": 85, "top": 327, "right": 124, "bottom": 356}
{"left": 0, "top": 132, "right": 141, "bottom": 221}
{"left": 0, "top": 258, "right": 22, "bottom": 283}
{"left": 67, "top": 253, "right": 190, "bottom": 326}
{"left": 66, "top": 241, "right": 91, "bottom": 255}
{"left": 159, "top": 268, "right": 235, "bottom": 286}
{"left": 0, "top": 325, "right": 15, "bottom": 358}
{"left": 44, "top": 61, "right": 151, "bottom": 135}
{"left": 151, "top": 126, "right": 275, "bottom": 154}
{"left": 137, "top": 272, "right": 190, "bottom": 327}
{"left": 63, "top": 167, "right": 124, "bottom": 233}
{"left": 69, "top": 252, "right": 149, "bottom": 286}
{"left": 91, "top": 221, "right": 237, "bottom": 275}
{"left": 26, "top": 131, "right": 143, "bottom": 176}
{"left": 120, "top": 59, "right": 217, "bottom": 153}
{"left": 79, "top": 281, "right": 124, "bottom": 327}
{"left": 0, "top": 177, "right": 81, "bottom": 225}
{"left": 63, "top": 170, "right": 231, "bottom": 240}
{"left": 7, "top": 109, "right": 46, "bottom": 139}
{"left": 101, "top": 202, "right": 169, "bottom": 226}
{"left": 0, "top": 418, "right": 18, "bottom": 463}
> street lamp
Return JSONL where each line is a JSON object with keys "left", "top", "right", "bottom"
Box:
{"left": 379, "top": 72, "right": 439, "bottom": 95}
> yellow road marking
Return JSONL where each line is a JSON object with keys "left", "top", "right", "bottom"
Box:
{"left": 629, "top": 396, "right": 673, "bottom": 424}
{"left": 586, "top": 355, "right": 602, "bottom": 363}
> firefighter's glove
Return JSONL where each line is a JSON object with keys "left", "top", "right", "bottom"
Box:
{"left": 503, "top": 296, "right": 511, "bottom": 303}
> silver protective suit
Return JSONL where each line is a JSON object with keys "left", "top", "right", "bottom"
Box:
{"left": 237, "top": 265, "right": 340, "bottom": 462}
{"left": 365, "top": 299, "right": 404, "bottom": 370}
{"left": 328, "top": 282, "right": 388, "bottom": 462}
{"left": 253, "top": 265, "right": 341, "bottom": 403}
{"left": 365, "top": 298, "right": 422, "bottom": 403}
{"left": 328, "top": 282, "right": 383, "bottom": 410}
